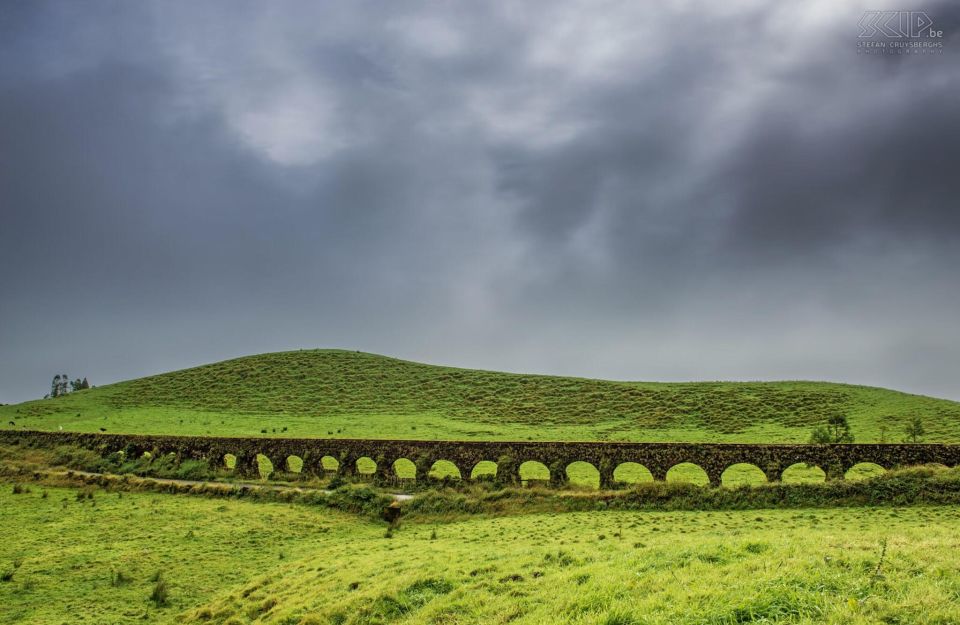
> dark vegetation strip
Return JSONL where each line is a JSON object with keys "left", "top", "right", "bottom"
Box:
{"left": 401, "top": 465, "right": 960, "bottom": 518}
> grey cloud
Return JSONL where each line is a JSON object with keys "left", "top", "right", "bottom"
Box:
{"left": 1, "top": 0, "right": 958, "bottom": 403}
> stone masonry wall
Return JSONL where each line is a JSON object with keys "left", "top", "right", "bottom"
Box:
{"left": 2, "top": 430, "right": 958, "bottom": 487}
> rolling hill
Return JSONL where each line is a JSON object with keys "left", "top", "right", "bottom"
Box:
{"left": 2, "top": 349, "right": 959, "bottom": 442}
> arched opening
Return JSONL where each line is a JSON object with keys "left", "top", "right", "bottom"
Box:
{"left": 721, "top": 463, "right": 767, "bottom": 487}
{"left": 286, "top": 455, "right": 304, "bottom": 475}
{"left": 256, "top": 454, "right": 273, "bottom": 480}
{"left": 519, "top": 460, "right": 550, "bottom": 484}
{"left": 356, "top": 456, "right": 377, "bottom": 478}
{"left": 666, "top": 463, "right": 710, "bottom": 486}
{"left": 320, "top": 456, "right": 339, "bottom": 473}
{"left": 470, "top": 460, "right": 498, "bottom": 480}
{"left": 782, "top": 463, "right": 826, "bottom": 483}
{"left": 613, "top": 462, "right": 653, "bottom": 484}
{"left": 845, "top": 462, "right": 885, "bottom": 481}
{"left": 429, "top": 460, "right": 462, "bottom": 481}
{"left": 565, "top": 461, "right": 600, "bottom": 489}
{"left": 223, "top": 454, "right": 237, "bottom": 471}
{"left": 393, "top": 458, "right": 416, "bottom": 480}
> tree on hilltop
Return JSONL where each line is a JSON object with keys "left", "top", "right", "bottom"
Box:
{"left": 50, "top": 374, "right": 69, "bottom": 398}
{"left": 47, "top": 374, "right": 90, "bottom": 399}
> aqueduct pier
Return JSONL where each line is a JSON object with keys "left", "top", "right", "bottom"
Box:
{"left": 3, "top": 430, "right": 959, "bottom": 487}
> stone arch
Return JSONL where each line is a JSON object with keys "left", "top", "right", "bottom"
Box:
{"left": 285, "top": 455, "right": 304, "bottom": 475}
{"left": 613, "top": 462, "right": 653, "bottom": 485}
{"left": 232, "top": 452, "right": 260, "bottom": 479}
{"left": 565, "top": 461, "right": 600, "bottom": 489}
{"left": 393, "top": 458, "right": 417, "bottom": 480}
{"left": 355, "top": 456, "right": 377, "bottom": 478}
{"left": 470, "top": 460, "right": 498, "bottom": 480}
{"left": 519, "top": 460, "right": 550, "bottom": 484}
{"left": 782, "top": 462, "right": 826, "bottom": 483}
{"left": 256, "top": 453, "right": 274, "bottom": 480}
{"left": 429, "top": 460, "right": 462, "bottom": 481}
{"left": 721, "top": 463, "right": 767, "bottom": 487}
{"left": 844, "top": 462, "right": 886, "bottom": 481}
{"left": 665, "top": 462, "right": 710, "bottom": 486}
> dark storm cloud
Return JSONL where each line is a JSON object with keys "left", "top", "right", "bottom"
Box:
{"left": 1, "top": 0, "right": 958, "bottom": 403}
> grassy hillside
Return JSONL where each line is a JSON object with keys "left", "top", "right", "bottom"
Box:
{"left": 2, "top": 349, "right": 959, "bottom": 442}
{"left": 3, "top": 482, "right": 960, "bottom": 624}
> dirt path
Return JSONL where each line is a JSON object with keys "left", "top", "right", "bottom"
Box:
{"left": 26, "top": 467, "right": 415, "bottom": 501}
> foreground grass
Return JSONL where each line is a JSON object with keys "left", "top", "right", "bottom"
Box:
{"left": 3, "top": 482, "right": 960, "bottom": 625}
{"left": 3, "top": 350, "right": 960, "bottom": 442}
{"left": 0, "top": 484, "right": 368, "bottom": 624}
{"left": 191, "top": 508, "right": 960, "bottom": 625}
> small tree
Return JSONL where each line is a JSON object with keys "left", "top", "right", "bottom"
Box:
{"left": 50, "top": 374, "right": 71, "bottom": 398}
{"left": 47, "top": 374, "right": 89, "bottom": 398}
{"left": 904, "top": 417, "right": 926, "bottom": 443}
{"left": 809, "top": 414, "right": 854, "bottom": 444}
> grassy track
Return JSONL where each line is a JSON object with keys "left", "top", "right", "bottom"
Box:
{"left": 2, "top": 482, "right": 960, "bottom": 625}
{"left": 2, "top": 350, "right": 959, "bottom": 442}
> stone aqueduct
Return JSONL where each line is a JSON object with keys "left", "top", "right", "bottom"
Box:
{"left": 4, "top": 430, "right": 960, "bottom": 487}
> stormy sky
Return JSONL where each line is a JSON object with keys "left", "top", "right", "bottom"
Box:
{"left": 1, "top": 1, "right": 959, "bottom": 404}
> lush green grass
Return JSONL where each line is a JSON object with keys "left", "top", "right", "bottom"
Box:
{"left": 0, "top": 483, "right": 365, "bottom": 624}
{"left": 2, "top": 350, "right": 958, "bottom": 443}
{"left": 3, "top": 481, "right": 960, "bottom": 624}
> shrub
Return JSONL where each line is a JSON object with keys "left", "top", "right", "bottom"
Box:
{"left": 149, "top": 574, "right": 170, "bottom": 607}
{"left": 809, "top": 415, "right": 854, "bottom": 444}
{"left": 324, "top": 485, "right": 392, "bottom": 517}
{"left": 51, "top": 445, "right": 103, "bottom": 472}
{"left": 175, "top": 459, "right": 212, "bottom": 481}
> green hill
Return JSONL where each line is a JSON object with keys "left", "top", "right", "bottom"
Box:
{"left": 2, "top": 349, "right": 959, "bottom": 442}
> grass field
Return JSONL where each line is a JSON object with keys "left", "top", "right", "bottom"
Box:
{"left": 2, "top": 482, "right": 960, "bottom": 625}
{"left": 2, "top": 350, "right": 959, "bottom": 443}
